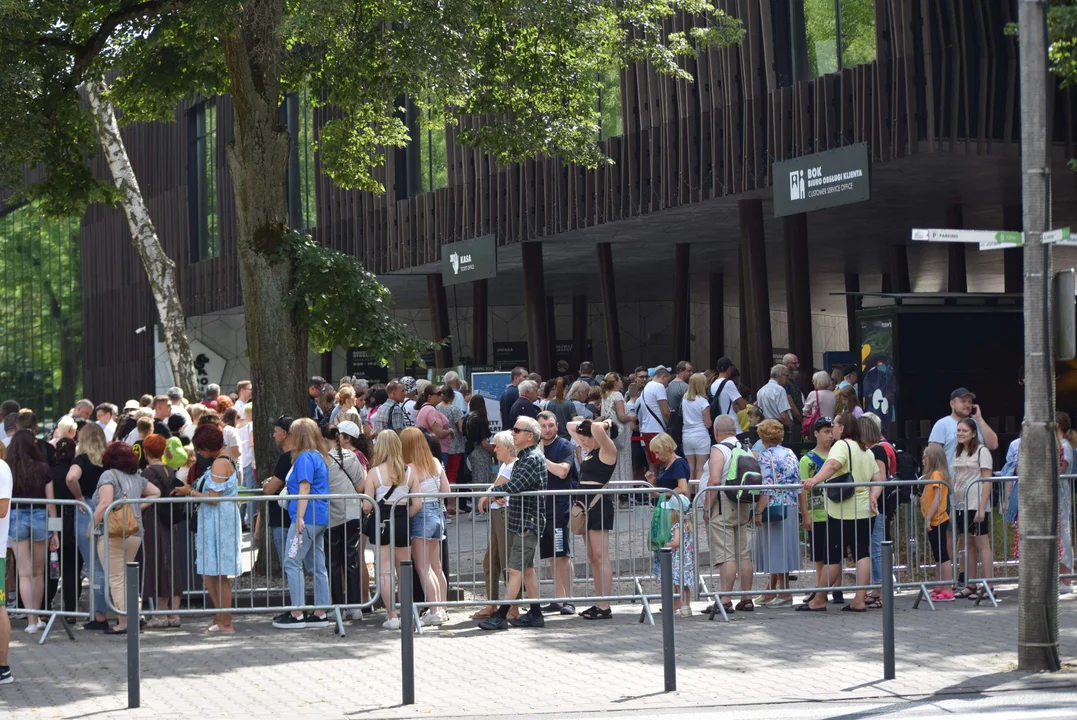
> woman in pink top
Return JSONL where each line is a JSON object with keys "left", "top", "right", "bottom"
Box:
{"left": 414, "top": 385, "right": 456, "bottom": 511}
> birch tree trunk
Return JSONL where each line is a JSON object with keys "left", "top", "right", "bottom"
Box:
{"left": 85, "top": 76, "right": 198, "bottom": 399}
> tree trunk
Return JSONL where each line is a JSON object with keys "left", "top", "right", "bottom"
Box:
{"left": 85, "top": 76, "right": 198, "bottom": 399}
{"left": 221, "top": 0, "right": 308, "bottom": 474}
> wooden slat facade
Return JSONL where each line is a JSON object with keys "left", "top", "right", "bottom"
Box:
{"left": 79, "top": 0, "right": 1077, "bottom": 402}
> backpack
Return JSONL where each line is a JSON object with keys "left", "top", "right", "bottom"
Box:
{"left": 891, "top": 445, "right": 921, "bottom": 500}
{"left": 709, "top": 379, "right": 731, "bottom": 424}
{"left": 648, "top": 502, "right": 672, "bottom": 551}
{"left": 720, "top": 441, "right": 761, "bottom": 504}
{"left": 667, "top": 404, "right": 683, "bottom": 447}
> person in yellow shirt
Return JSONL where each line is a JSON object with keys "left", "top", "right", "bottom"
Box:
{"left": 801, "top": 412, "right": 884, "bottom": 612}
{"left": 921, "top": 445, "right": 954, "bottom": 601}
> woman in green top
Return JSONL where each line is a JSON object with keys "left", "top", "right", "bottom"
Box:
{"left": 801, "top": 413, "right": 884, "bottom": 612}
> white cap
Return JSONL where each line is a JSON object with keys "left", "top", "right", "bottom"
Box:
{"left": 337, "top": 420, "right": 362, "bottom": 439}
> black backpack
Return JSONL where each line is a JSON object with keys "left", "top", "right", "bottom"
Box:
{"left": 891, "top": 446, "right": 921, "bottom": 500}
{"left": 709, "top": 379, "right": 732, "bottom": 423}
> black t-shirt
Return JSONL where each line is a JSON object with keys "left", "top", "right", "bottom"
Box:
{"left": 870, "top": 444, "right": 894, "bottom": 475}
{"left": 52, "top": 460, "right": 74, "bottom": 501}
{"left": 267, "top": 453, "right": 293, "bottom": 528}
{"left": 499, "top": 386, "right": 519, "bottom": 430}
{"left": 465, "top": 414, "right": 490, "bottom": 445}
{"left": 73, "top": 453, "right": 106, "bottom": 499}
{"left": 152, "top": 419, "right": 173, "bottom": 439}
{"left": 510, "top": 397, "right": 540, "bottom": 430}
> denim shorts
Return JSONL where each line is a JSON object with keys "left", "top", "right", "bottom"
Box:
{"left": 410, "top": 501, "right": 445, "bottom": 540}
{"left": 8, "top": 507, "right": 48, "bottom": 542}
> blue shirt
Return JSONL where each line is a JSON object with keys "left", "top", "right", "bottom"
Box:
{"left": 656, "top": 456, "right": 691, "bottom": 491}
{"left": 928, "top": 415, "right": 984, "bottom": 476}
{"left": 288, "top": 451, "right": 330, "bottom": 526}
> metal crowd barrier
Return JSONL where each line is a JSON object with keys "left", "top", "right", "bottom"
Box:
{"left": 98, "top": 493, "right": 381, "bottom": 635}
{"left": 690, "top": 478, "right": 959, "bottom": 620}
{"left": 956, "top": 474, "right": 1077, "bottom": 606}
{"left": 386, "top": 486, "right": 691, "bottom": 631}
{"left": 3, "top": 498, "right": 95, "bottom": 644}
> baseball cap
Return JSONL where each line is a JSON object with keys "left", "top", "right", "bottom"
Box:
{"left": 661, "top": 493, "right": 691, "bottom": 513}
{"left": 273, "top": 415, "right": 294, "bottom": 432}
{"left": 163, "top": 436, "right": 188, "bottom": 469}
{"left": 813, "top": 416, "right": 834, "bottom": 431}
{"left": 337, "top": 420, "right": 362, "bottom": 439}
{"left": 400, "top": 376, "right": 417, "bottom": 394}
{"left": 123, "top": 399, "right": 140, "bottom": 412}
{"left": 716, "top": 357, "right": 734, "bottom": 372}
{"left": 950, "top": 387, "right": 976, "bottom": 401}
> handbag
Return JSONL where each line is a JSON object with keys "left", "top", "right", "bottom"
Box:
{"left": 762, "top": 503, "right": 788, "bottom": 522}
{"left": 801, "top": 390, "right": 821, "bottom": 437}
{"left": 106, "top": 471, "right": 141, "bottom": 537}
{"left": 569, "top": 494, "right": 601, "bottom": 535}
{"left": 824, "top": 441, "right": 857, "bottom": 502}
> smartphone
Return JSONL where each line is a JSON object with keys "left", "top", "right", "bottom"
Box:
{"left": 973, "top": 405, "right": 980, "bottom": 415}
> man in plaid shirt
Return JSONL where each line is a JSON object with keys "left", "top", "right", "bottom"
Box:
{"left": 371, "top": 380, "right": 409, "bottom": 436}
{"left": 477, "top": 415, "right": 548, "bottom": 630}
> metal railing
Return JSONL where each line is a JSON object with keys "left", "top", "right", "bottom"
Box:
{"left": 3, "top": 498, "right": 95, "bottom": 644}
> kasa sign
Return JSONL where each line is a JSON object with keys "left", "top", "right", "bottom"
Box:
{"left": 441, "top": 234, "right": 497, "bottom": 286}
{"left": 773, "top": 142, "right": 870, "bottom": 217}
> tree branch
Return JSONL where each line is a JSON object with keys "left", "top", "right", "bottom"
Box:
{"left": 66, "top": 0, "right": 190, "bottom": 84}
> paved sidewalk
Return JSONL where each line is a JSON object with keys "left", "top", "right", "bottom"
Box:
{"left": 1, "top": 588, "right": 1075, "bottom": 719}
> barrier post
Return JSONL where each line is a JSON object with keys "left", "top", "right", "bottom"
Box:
{"left": 659, "top": 548, "right": 676, "bottom": 692}
{"left": 400, "top": 560, "right": 415, "bottom": 706}
{"left": 882, "top": 541, "right": 895, "bottom": 680}
{"left": 126, "top": 561, "right": 140, "bottom": 708}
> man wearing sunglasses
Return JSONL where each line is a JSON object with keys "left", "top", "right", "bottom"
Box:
{"left": 477, "top": 416, "right": 548, "bottom": 630}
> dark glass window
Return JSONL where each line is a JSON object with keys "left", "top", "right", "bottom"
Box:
{"left": 284, "top": 90, "right": 318, "bottom": 231}
{"left": 187, "top": 99, "right": 219, "bottom": 262}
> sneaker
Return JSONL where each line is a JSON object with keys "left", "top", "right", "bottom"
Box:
{"left": 0, "top": 667, "right": 12, "bottom": 685}
{"left": 346, "top": 609, "right": 365, "bottom": 621}
{"left": 24, "top": 624, "right": 40, "bottom": 634}
{"left": 540, "top": 603, "right": 563, "bottom": 614}
{"left": 382, "top": 617, "right": 402, "bottom": 630}
{"left": 272, "top": 614, "right": 307, "bottom": 630}
{"left": 477, "top": 615, "right": 508, "bottom": 631}
{"left": 83, "top": 620, "right": 110, "bottom": 631}
{"left": 508, "top": 612, "right": 545, "bottom": 628}
{"left": 304, "top": 613, "right": 330, "bottom": 628}
{"left": 420, "top": 612, "right": 441, "bottom": 627}
{"left": 1061, "top": 583, "right": 1074, "bottom": 595}
{"left": 559, "top": 603, "right": 576, "bottom": 616}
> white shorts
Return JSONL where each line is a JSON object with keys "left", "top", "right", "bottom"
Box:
{"left": 682, "top": 433, "right": 712, "bottom": 456}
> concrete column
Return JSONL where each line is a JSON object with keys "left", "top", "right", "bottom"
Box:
{"left": 521, "top": 243, "right": 551, "bottom": 378}
{"left": 844, "top": 272, "right": 859, "bottom": 354}
{"left": 571, "top": 295, "right": 588, "bottom": 371}
{"left": 709, "top": 272, "right": 724, "bottom": 368}
{"left": 784, "top": 213, "right": 813, "bottom": 369}
{"left": 597, "top": 243, "right": 624, "bottom": 373}
{"left": 672, "top": 244, "right": 691, "bottom": 362}
{"left": 472, "top": 279, "right": 488, "bottom": 365}
{"left": 739, "top": 199, "right": 772, "bottom": 389}
{"left": 426, "top": 273, "right": 453, "bottom": 368}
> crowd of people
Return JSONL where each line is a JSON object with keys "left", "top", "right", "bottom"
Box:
{"left": 0, "top": 356, "right": 1074, "bottom": 682}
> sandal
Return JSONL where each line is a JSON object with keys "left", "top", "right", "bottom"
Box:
{"left": 865, "top": 597, "right": 883, "bottom": 610}
{"left": 168, "top": 617, "right": 182, "bottom": 628}
{"left": 580, "top": 606, "right": 612, "bottom": 620}
{"left": 145, "top": 617, "right": 170, "bottom": 629}
{"left": 840, "top": 604, "right": 867, "bottom": 613}
{"left": 734, "top": 599, "right": 754, "bottom": 612}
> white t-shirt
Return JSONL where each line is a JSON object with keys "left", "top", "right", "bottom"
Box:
{"left": 234, "top": 399, "right": 248, "bottom": 416}
{"left": 680, "top": 396, "right": 711, "bottom": 439}
{"left": 238, "top": 423, "right": 253, "bottom": 467}
{"left": 100, "top": 420, "right": 117, "bottom": 442}
{"left": 403, "top": 399, "right": 419, "bottom": 427}
{"left": 698, "top": 441, "right": 733, "bottom": 499}
{"left": 224, "top": 425, "right": 241, "bottom": 459}
{"left": 124, "top": 427, "right": 140, "bottom": 445}
{"left": 0, "top": 459, "right": 12, "bottom": 554}
{"left": 639, "top": 381, "right": 668, "bottom": 434}
{"left": 928, "top": 415, "right": 985, "bottom": 476}
{"left": 492, "top": 460, "right": 515, "bottom": 509}
{"left": 709, "top": 377, "right": 742, "bottom": 426}
{"left": 952, "top": 445, "right": 994, "bottom": 510}
{"left": 1, "top": 434, "right": 12, "bottom": 448}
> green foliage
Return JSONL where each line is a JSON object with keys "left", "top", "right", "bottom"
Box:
{"left": 275, "top": 230, "right": 439, "bottom": 363}
{"left": 0, "top": 202, "right": 82, "bottom": 418}
{"left": 1048, "top": 0, "right": 1077, "bottom": 88}
{"left": 804, "top": 0, "right": 875, "bottom": 77}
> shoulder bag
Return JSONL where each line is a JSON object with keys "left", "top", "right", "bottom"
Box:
{"left": 825, "top": 440, "right": 857, "bottom": 502}
{"left": 569, "top": 494, "right": 601, "bottom": 535}
{"left": 106, "top": 471, "right": 141, "bottom": 537}
{"left": 801, "top": 390, "right": 821, "bottom": 438}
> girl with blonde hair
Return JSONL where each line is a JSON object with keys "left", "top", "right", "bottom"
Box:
{"left": 361, "top": 429, "right": 414, "bottom": 629}
{"left": 401, "top": 427, "right": 450, "bottom": 626}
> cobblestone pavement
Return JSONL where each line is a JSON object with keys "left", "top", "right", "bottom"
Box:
{"left": 2, "top": 588, "right": 1075, "bottom": 719}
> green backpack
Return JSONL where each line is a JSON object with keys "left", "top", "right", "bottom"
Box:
{"left": 648, "top": 502, "right": 672, "bottom": 551}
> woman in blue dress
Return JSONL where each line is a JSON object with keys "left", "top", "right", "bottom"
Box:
{"left": 172, "top": 424, "right": 242, "bottom": 632}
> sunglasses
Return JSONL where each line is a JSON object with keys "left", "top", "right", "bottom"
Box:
{"left": 511, "top": 427, "right": 534, "bottom": 435}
